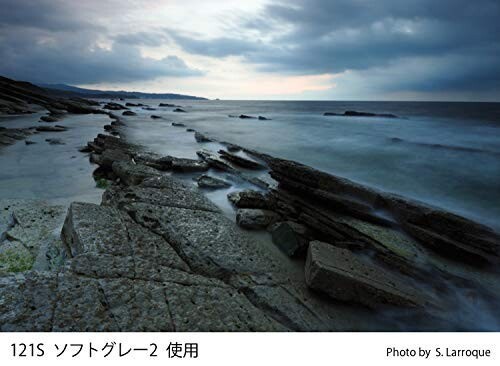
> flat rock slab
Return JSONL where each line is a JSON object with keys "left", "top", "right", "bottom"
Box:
{"left": 126, "top": 202, "right": 287, "bottom": 281}
{"left": 103, "top": 176, "right": 220, "bottom": 213}
{"left": 305, "top": 241, "right": 428, "bottom": 308}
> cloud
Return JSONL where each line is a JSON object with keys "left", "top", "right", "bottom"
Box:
{"left": 0, "top": 1, "right": 201, "bottom": 84}
{"left": 169, "top": 0, "right": 500, "bottom": 95}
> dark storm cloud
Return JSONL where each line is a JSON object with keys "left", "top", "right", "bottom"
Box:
{"left": 0, "top": 0, "right": 200, "bottom": 84}
{"left": 170, "top": 0, "right": 500, "bottom": 93}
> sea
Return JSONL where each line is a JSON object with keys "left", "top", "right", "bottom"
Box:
{"left": 123, "top": 100, "right": 500, "bottom": 231}
{"left": 0, "top": 100, "right": 499, "bottom": 231}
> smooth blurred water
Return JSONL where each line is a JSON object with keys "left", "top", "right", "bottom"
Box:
{"left": 121, "top": 100, "right": 500, "bottom": 230}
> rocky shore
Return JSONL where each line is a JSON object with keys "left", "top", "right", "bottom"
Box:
{"left": 1, "top": 80, "right": 500, "bottom": 331}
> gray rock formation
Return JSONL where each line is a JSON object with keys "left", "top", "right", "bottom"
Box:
{"left": 236, "top": 209, "right": 280, "bottom": 230}
{"left": 196, "top": 175, "right": 231, "bottom": 189}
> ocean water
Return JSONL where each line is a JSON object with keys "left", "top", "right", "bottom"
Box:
{"left": 121, "top": 100, "right": 500, "bottom": 230}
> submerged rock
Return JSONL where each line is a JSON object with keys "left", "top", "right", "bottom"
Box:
{"left": 194, "top": 132, "right": 213, "bottom": 143}
{"left": 45, "top": 138, "right": 65, "bottom": 145}
{"left": 196, "top": 175, "right": 231, "bottom": 189}
{"left": 324, "top": 110, "right": 398, "bottom": 118}
{"left": 36, "top": 125, "right": 67, "bottom": 132}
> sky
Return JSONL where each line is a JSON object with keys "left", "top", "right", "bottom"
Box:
{"left": 0, "top": 0, "right": 499, "bottom": 101}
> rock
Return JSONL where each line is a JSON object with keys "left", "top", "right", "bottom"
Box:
{"left": 258, "top": 116, "right": 271, "bottom": 120}
{"left": 236, "top": 209, "right": 280, "bottom": 230}
{"left": 98, "top": 148, "right": 130, "bottom": 169}
{"left": 142, "top": 107, "right": 156, "bottom": 111}
{"left": 228, "top": 190, "right": 270, "bottom": 209}
{"left": 270, "top": 221, "right": 310, "bottom": 257}
{"left": 171, "top": 158, "right": 209, "bottom": 172}
{"left": 125, "top": 102, "right": 145, "bottom": 107}
{"left": 194, "top": 132, "right": 213, "bottom": 143}
{"left": 45, "top": 138, "right": 65, "bottom": 145}
{"left": 196, "top": 175, "right": 231, "bottom": 189}
{"left": 159, "top": 103, "right": 176, "bottom": 107}
{"left": 103, "top": 176, "right": 220, "bottom": 213}
{"left": 186, "top": 128, "right": 195, "bottom": 132}
{"left": 239, "top": 114, "right": 256, "bottom": 119}
{"left": 150, "top": 115, "right": 162, "bottom": 119}
{"left": 218, "top": 150, "right": 265, "bottom": 170}
{"left": 197, "top": 149, "right": 235, "bottom": 172}
{"left": 222, "top": 142, "right": 241, "bottom": 152}
{"left": 172, "top": 122, "right": 186, "bottom": 127}
{"left": 122, "top": 111, "right": 137, "bottom": 116}
{"left": 40, "top": 115, "right": 58, "bottom": 122}
{"left": 103, "top": 102, "right": 127, "bottom": 111}
{"left": 24, "top": 140, "right": 36, "bottom": 145}
{"left": 323, "top": 110, "right": 398, "bottom": 118}
{"left": 112, "top": 161, "right": 161, "bottom": 186}
{"left": 173, "top": 108, "right": 186, "bottom": 113}
{"left": 36, "top": 125, "right": 67, "bottom": 132}
{"left": 305, "top": 241, "right": 425, "bottom": 308}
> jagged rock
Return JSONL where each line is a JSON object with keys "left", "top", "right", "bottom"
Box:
{"left": 36, "top": 125, "right": 67, "bottom": 132}
{"left": 218, "top": 150, "right": 265, "bottom": 170}
{"left": 194, "top": 132, "right": 212, "bottom": 142}
{"left": 172, "top": 122, "right": 186, "bottom": 127}
{"left": 173, "top": 108, "right": 186, "bottom": 113}
{"left": 228, "top": 190, "right": 270, "bottom": 209}
{"left": 305, "top": 241, "right": 427, "bottom": 308}
{"left": 196, "top": 175, "right": 231, "bottom": 189}
{"left": 236, "top": 209, "right": 280, "bottom": 230}
{"left": 197, "top": 149, "right": 235, "bottom": 172}
{"left": 122, "top": 110, "right": 137, "bottom": 116}
{"left": 270, "top": 221, "right": 310, "bottom": 257}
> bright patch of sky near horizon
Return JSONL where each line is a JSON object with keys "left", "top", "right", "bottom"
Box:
{"left": 0, "top": 0, "right": 499, "bottom": 100}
